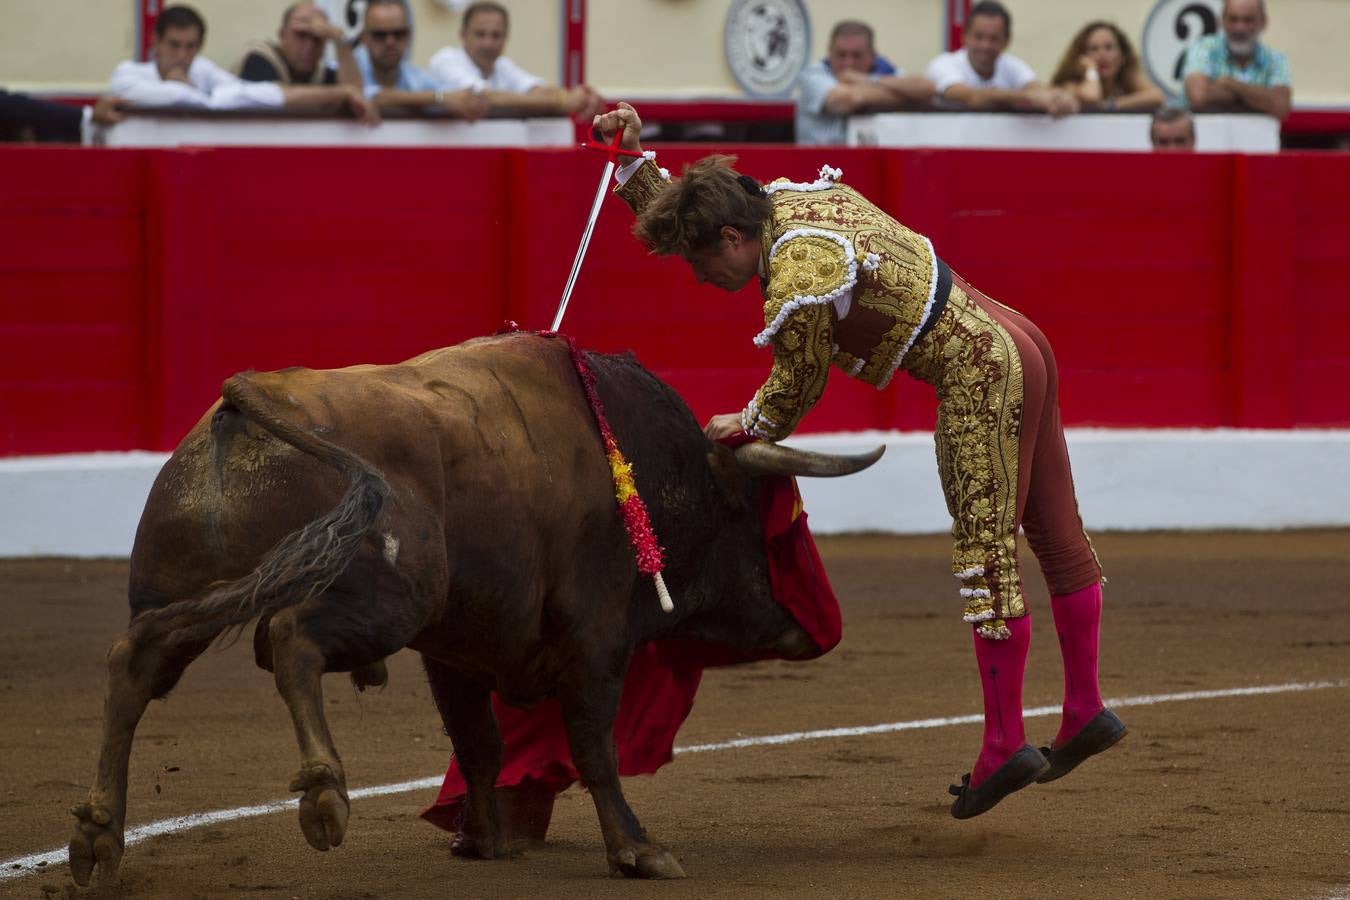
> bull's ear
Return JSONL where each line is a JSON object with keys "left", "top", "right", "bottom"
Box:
{"left": 706, "top": 444, "right": 749, "bottom": 512}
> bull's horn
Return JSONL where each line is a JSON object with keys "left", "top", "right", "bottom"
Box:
{"left": 733, "top": 441, "right": 885, "bottom": 478}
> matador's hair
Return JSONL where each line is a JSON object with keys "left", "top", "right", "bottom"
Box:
{"left": 634, "top": 155, "right": 773, "bottom": 257}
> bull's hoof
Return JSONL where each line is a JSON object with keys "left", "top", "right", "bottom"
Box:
{"left": 289, "top": 764, "right": 349, "bottom": 851}
{"left": 68, "top": 801, "right": 124, "bottom": 887}
{"left": 449, "top": 829, "right": 510, "bottom": 860}
{"left": 608, "top": 844, "right": 686, "bottom": 879}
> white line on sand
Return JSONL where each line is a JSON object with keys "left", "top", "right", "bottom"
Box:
{"left": 4, "top": 677, "right": 1347, "bottom": 882}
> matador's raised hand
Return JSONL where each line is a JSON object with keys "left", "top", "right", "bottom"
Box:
{"left": 592, "top": 101, "right": 644, "bottom": 158}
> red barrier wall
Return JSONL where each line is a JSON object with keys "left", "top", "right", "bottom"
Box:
{"left": 0, "top": 148, "right": 149, "bottom": 452}
{"left": 2, "top": 145, "right": 1348, "bottom": 456}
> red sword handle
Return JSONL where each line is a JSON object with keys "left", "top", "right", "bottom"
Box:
{"left": 582, "top": 124, "right": 645, "bottom": 164}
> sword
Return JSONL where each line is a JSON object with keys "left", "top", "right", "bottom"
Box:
{"left": 550, "top": 125, "right": 645, "bottom": 332}
{"left": 552, "top": 124, "right": 673, "bottom": 613}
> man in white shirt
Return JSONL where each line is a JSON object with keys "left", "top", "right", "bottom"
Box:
{"left": 925, "top": 1, "right": 1078, "bottom": 117}
{"left": 110, "top": 4, "right": 374, "bottom": 120}
{"left": 427, "top": 1, "right": 602, "bottom": 120}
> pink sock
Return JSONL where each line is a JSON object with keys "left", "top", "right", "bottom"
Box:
{"left": 1050, "top": 582, "right": 1105, "bottom": 747}
{"left": 970, "top": 616, "right": 1031, "bottom": 787}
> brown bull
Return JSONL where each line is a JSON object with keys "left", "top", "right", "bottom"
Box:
{"left": 68, "top": 332, "right": 880, "bottom": 884}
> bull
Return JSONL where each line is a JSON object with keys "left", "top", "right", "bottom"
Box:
{"left": 68, "top": 332, "right": 880, "bottom": 883}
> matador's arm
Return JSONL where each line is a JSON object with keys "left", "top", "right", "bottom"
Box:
{"left": 614, "top": 156, "right": 671, "bottom": 217}
{"left": 742, "top": 302, "right": 834, "bottom": 441}
{"left": 742, "top": 231, "right": 855, "bottom": 441}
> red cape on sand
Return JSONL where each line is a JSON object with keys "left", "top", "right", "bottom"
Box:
{"left": 420, "top": 449, "right": 842, "bottom": 838}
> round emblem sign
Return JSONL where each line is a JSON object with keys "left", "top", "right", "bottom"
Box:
{"left": 724, "top": 0, "right": 811, "bottom": 98}
{"left": 1141, "top": 0, "right": 1223, "bottom": 99}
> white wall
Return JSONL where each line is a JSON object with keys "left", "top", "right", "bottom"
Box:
{"left": 3, "top": 431, "right": 1347, "bottom": 558}
{"left": 790, "top": 429, "right": 1350, "bottom": 533}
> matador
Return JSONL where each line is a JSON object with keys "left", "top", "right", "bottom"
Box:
{"left": 598, "top": 100, "right": 1127, "bottom": 818}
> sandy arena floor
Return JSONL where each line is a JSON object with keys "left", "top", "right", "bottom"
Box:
{"left": 2, "top": 531, "right": 1348, "bottom": 899}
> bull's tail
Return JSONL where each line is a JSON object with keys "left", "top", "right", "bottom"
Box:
{"left": 134, "top": 372, "right": 391, "bottom": 649}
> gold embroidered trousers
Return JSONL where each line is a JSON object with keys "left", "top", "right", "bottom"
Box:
{"left": 904, "top": 273, "right": 1102, "bottom": 639}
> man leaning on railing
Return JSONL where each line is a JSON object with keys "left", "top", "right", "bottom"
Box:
{"left": 109, "top": 4, "right": 375, "bottom": 122}
{"left": 427, "top": 1, "right": 602, "bottom": 121}
{"left": 1182, "top": 0, "right": 1291, "bottom": 121}
{"left": 353, "top": 0, "right": 488, "bottom": 121}
{"left": 924, "top": 1, "right": 1078, "bottom": 118}
{"left": 796, "top": 19, "right": 934, "bottom": 146}
{"left": 233, "top": 2, "right": 363, "bottom": 92}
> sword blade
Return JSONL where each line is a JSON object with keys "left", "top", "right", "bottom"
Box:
{"left": 552, "top": 159, "right": 616, "bottom": 333}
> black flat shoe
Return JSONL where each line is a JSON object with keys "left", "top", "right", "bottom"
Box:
{"left": 948, "top": 744, "right": 1049, "bottom": 819}
{"left": 1037, "top": 708, "right": 1128, "bottom": 784}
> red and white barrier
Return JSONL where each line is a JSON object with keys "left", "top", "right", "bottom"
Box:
{"left": 2, "top": 144, "right": 1347, "bottom": 554}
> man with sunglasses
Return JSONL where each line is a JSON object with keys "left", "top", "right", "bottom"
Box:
{"left": 234, "top": 2, "right": 362, "bottom": 91}
{"left": 354, "top": 0, "right": 488, "bottom": 120}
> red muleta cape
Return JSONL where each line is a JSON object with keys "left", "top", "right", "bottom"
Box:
{"left": 420, "top": 438, "right": 841, "bottom": 837}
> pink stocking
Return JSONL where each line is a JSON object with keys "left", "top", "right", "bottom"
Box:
{"left": 970, "top": 616, "right": 1031, "bottom": 787}
{"left": 1049, "top": 582, "right": 1105, "bottom": 748}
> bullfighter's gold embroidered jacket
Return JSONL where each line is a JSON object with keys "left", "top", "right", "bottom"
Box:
{"left": 617, "top": 160, "right": 942, "bottom": 441}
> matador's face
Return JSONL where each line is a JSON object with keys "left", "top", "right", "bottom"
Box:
{"left": 683, "top": 229, "right": 761, "bottom": 293}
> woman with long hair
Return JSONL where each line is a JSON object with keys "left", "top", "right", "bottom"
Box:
{"left": 1052, "top": 21, "right": 1163, "bottom": 111}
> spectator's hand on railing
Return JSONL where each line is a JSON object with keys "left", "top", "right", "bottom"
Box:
{"left": 443, "top": 88, "right": 490, "bottom": 122}
{"left": 345, "top": 87, "right": 380, "bottom": 126}
{"left": 562, "top": 86, "right": 604, "bottom": 122}
{"left": 1024, "top": 86, "right": 1079, "bottom": 118}
{"left": 1047, "top": 88, "right": 1080, "bottom": 118}
{"left": 92, "top": 95, "right": 126, "bottom": 126}
{"left": 592, "top": 101, "right": 644, "bottom": 157}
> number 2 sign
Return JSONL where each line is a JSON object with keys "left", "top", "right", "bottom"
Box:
{"left": 1141, "top": 0, "right": 1223, "bottom": 99}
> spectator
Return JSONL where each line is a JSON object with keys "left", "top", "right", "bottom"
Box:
{"left": 1150, "top": 106, "right": 1196, "bottom": 151}
{"left": 796, "top": 20, "right": 935, "bottom": 145}
{"left": 0, "top": 90, "right": 123, "bottom": 143}
{"left": 355, "top": 0, "right": 488, "bottom": 120}
{"left": 1183, "top": 0, "right": 1290, "bottom": 121}
{"left": 427, "top": 2, "right": 601, "bottom": 120}
{"left": 109, "top": 5, "right": 375, "bottom": 120}
{"left": 925, "top": 1, "right": 1078, "bottom": 118}
{"left": 1051, "top": 22, "right": 1164, "bottom": 112}
{"left": 234, "top": 2, "right": 362, "bottom": 91}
